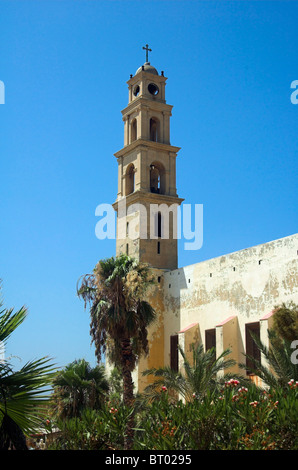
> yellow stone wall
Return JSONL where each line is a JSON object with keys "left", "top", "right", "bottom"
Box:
{"left": 158, "top": 233, "right": 298, "bottom": 382}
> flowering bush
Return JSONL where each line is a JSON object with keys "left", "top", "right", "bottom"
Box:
{"left": 134, "top": 379, "right": 298, "bottom": 450}
{"left": 48, "top": 380, "right": 298, "bottom": 450}
{"left": 288, "top": 379, "right": 298, "bottom": 389}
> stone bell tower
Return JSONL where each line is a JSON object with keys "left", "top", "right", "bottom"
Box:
{"left": 113, "top": 46, "right": 183, "bottom": 271}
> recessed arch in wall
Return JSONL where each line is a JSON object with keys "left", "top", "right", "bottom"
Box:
{"left": 125, "top": 163, "right": 135, "bottom": 196}
{"left": 150, "top": 161, "right": 165, "bottom": 194}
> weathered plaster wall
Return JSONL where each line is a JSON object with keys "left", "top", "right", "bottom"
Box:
{"left": 163, "top": 233, "right": 298, "bottom": 369}
{"left": 137, "top": 268, "right": 166, "bottom": 393}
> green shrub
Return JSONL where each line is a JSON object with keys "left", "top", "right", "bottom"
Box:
{"left": 134, "top": 379, "right": 298, "bottom": 450}
{"left": 48, "top": 379, "right": 298, "bottom": 450}
{"left": 48, "top": 404, "right": 133, "bottom": 450}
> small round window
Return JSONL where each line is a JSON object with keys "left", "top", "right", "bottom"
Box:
{"left": 148, "top": 83, "right": 159, "bottom": 96}
{"left": 133, "top": 85, "right": 140, "bottom": 97}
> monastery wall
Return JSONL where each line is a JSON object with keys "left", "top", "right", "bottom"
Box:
{"left": 163, "top": 233, "right": 298, "bottom": 374}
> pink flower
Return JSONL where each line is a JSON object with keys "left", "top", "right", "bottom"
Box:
{"left": 225, "top": 379, "right": 240, "bottom": 387}
{"left": 161, "top": 386, "right": 167, "bottom": 392}
{"left": 249, "top": 401, "right": 258, "bottom": 407}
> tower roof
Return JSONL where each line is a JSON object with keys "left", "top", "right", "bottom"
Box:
{"left": 135, "top": 62, "right": 158, "bottom": 76}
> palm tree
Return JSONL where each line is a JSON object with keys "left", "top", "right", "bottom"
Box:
{"left": 272, "top": 301, "right": 298, "bottom": 343}
{"left": 77, "top": 254, "right": 156, "bottom": 449}
{"left": 0, "top": 292, "right": 56, "bottom": 449}
{"left": 51, "top": 359, "right": 109, "bottom": 420}
{"left": 143, "top": 343, "right": 237, "bottom": 402}
{"left": 240, "top": 329, "right": 298, "bottom": 389}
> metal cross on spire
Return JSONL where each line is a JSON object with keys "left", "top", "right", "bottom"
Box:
{"left": 142, "top": 44, "right": 152, "bottom": 63}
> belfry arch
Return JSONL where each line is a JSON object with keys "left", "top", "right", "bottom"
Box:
{"left": 125, "top": 163, "right": 135, "bottom": 195}
{"left": 150, "top": 117, "right": 160, "bottom": 142}
{"left": 131, "top": 118, "right": 137, "bottom": 142}
{"left": 150, "top": 161, "right": 165, "bottom": 194}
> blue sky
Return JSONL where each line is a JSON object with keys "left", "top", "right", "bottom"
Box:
{"left": 0, "top": 1, "right": 297, "bottom": 370}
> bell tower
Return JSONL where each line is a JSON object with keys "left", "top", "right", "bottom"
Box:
{"left": 113, "top": 46, "right": 183, "bottom": 271}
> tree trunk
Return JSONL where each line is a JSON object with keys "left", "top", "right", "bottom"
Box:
{"left": 121, "top": 338, "right": 135, "bottom": 450}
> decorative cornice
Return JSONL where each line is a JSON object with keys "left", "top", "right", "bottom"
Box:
{"left": 112, "top": 190, "right": 184, "bottom": 211}
{"left": 121, "top": 97, "right": 172, "bottom": 117}
{"left": 114, "top": 139, "right": 180, "bottom": 159}
{"left": 127, "top": 70, "right": 167, "bottom": 85}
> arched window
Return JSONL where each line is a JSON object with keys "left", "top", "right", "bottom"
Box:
{"left": 150, "top": 117, "right": 159, "bottom": 142}
{"left": 157, "top": 211, "right": 162, "bottom": 238}
{"left": 150, "top": 161, "right": 165, "bottom": 194}
{"left": 131, "top": 118, "right": 137, "bottom": 142}
{"left": 125, "top": 164, "right": 135, "bottom": 196}
{"left": 150, "top": 166, "right": 160, "bottom": 193}
{"left": 153, "top": 211, "right": 162, "bottom": 238}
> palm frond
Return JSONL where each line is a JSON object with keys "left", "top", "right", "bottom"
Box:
{"left": 0, "top": 356, "right": 57, "bottom": 434}
{"left": 0, "top": 305, "right": 27, "bottom": 345}
{"left": 240, "top": 329, "right": 298, "bottom": 388}
{"left": 143, "top": 366, "right": 188, "bottom": 400}
{"left": 142, "top": 343, "right": 236, "bottom": 401}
